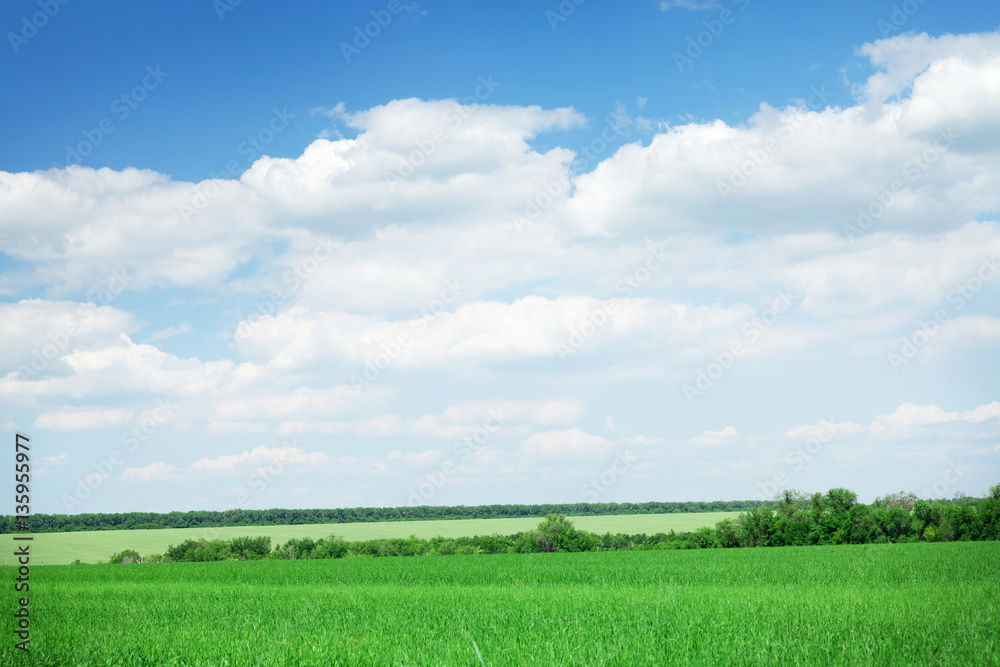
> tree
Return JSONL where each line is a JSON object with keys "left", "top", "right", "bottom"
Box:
{"left": 109, "top": 549, "right": 142, "bottom": 564}
{"left": 876, "top": 491, "right": 918, "bottom": 512}
{"left": 825, "top": 488, "right": 858, "bottom": 515}
{"left": 737, "top": 506, "right": 775, "bottom": 547}
{"left": 715, "top": 518, "right": 740, "bottom": 548}
{"left": 690, "top": 526, "right": 717, "bottom": 548}
{"left": 775, "top": 489, "right": 808, "bottom": 517}
{"left": 535, "top": 514, "right": 595, "bottom": 552}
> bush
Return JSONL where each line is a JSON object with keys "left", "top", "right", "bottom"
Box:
{"left": 109, "top": 549, "right": 141, "bottom": 564}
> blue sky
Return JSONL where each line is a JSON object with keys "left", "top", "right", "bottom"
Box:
{"left": 2, "top": 0, "right": 999, "bottom": 515}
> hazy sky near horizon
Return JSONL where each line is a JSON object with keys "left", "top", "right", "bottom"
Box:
{"left": 1, "top": 0, "right": 999, "bottom": 515}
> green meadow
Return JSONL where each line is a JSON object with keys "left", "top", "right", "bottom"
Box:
{"left": 5, "top": 542, "right": 998, "bottom": 666}
{"left": 5, "top": 512, "right": 740, "bottom": 565}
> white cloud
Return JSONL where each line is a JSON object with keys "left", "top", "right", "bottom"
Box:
{"left": 2, "top": 332, "right": 246, "bottom": 399}
{"left": 0, "top": 300, "right": 139, "bottom": 375}
{"left": 0, "top": 167, "right": 269, "bottom": 293}
{"left": 276, "top": 420, "right": 354, "bottom": 436}
{"left": 121, "top": 462, "right": 182, "bottom": 482}
{"left": 866, "top": 401, "right": 1000, "bottom": 441}
{"left": 783, "top": 420, "right": 864, "bottom": 439}
{"left": 205, "top": 421, "right": 269, "bottom": 436}
{"left": 1, "top": 32, "right": 997, "bottom": 298}
{"left": 33, "top": 408, "right": 133, "bottom": 431}
{"left": 519, "top": 428, "right": 613, "bottom": 462}
{"left": 3, "top": 29, "right": 1000, "bottom": 510}
{"left": 212, "top": 385, "right": 395, "bottom": 421}
{"left": 355, "top": 413, "right": 404, "bottom": 437}
{"left": 408, "top": 399, "right": 584, "bottom": 439}
{"left": 234, "top": 297, "right": 751, "bottom": 371}
{"left": 191, "top": 444, "right": 328, "bottom": 473}
{"left": 692, "top": 426, "right": 739, "bottom": 447}
{"left": 876, "top": 401, "right": 1000, "bottom": 427}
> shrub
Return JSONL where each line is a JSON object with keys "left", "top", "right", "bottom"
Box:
{"left": 109, "top": 549, "right": 141, "bottom": 564}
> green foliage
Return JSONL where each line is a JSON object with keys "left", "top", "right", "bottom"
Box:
{"left": 535, "top": 514, "right": 591, "bottom": 552}
{"left": 737, "top": 506, "right": 775, "bottom": 547}
{"left": 159, "top": 536, "right": 271, "bottom": 563}
{"left": 107, "top": 483, "right": 1000, "bottom": 566}
{"left": 0, "top": 499, "right": 775, "bottom": 534}
{"left": 714, "top": 518, "right": 740, "bottom": 548}
{"left": 229, "top": 535, "right": 271, "bottom": 560}
{"left": 108, "top": 549, "right": 142, "bottom": 564}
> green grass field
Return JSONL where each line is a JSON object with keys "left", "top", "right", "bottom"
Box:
{"left": 3, "top": 512, "right": 739, "bottom": 565}
{"left": 4, "top": 542, "right": 997, "bottom": 665}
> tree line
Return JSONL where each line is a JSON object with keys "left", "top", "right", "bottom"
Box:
{"left": 103, "top": 485, "right": 1000, "bottom": 564}
{"left": 2, "top": 499, "right": 771, "bottom": 534}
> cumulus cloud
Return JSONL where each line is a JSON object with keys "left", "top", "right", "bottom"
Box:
{"left": 0, "top": 300, "right": 139, "bottom": 375}
{"left": 233, "top": 297, "right": 752, "bottom": 371}
{"left": 121, "top": 462, "right": 182, "bottom": 482}
{"left": 875, "top": 402, "right": 1000, "bottom": 428}
{"left": 519, "top": 428, "right": 613, "bottom": 462}
{"left": 354, "top": 413, "right": 404, "bottom": 437}
{"left": 692, "top": 426, "right": 740, "bottom": 447}
{"left": 212, "top": 385, "right": 395, "bottom": 421}
{"left": 3, "top": 29, "right": 1000, "bottom": 508}
{"left": 408, "top": 399, "right": 583, "bottom": 439}
{"left": 0, "top": 32, "right": 997, "bottom": 297}
{"left": 783, "top": 420, "right": 864, "bottom": 440}
{"left": 191, "top": 444, "right": 328, "bottom": 473}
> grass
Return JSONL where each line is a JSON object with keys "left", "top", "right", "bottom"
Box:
{"left": 3, "top": 541, "right": 998, "bottom": 665}
{"left": 3, "top": 512, "right": 740, "bottom": 565}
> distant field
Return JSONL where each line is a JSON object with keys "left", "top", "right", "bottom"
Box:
{"left": 5, "top": 542, "right": 997, "bottom": 665}
{"left": 6, "top": 512, "right": 739, "bottom": 565}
